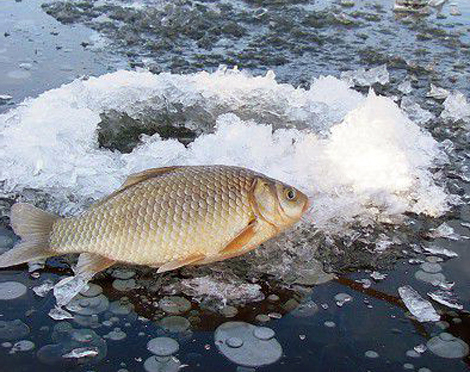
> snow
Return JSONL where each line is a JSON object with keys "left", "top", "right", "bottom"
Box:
{"left": 0, "top": 68, "right": 449, "bottom": 233}
{"left": 398, "top": 285, "right": 440, "bottom": 322}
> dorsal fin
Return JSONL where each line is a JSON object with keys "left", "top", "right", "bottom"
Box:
{"left": 119, "top": 166, "right": 181, "bottom": 190}
{"left": 92, "top": 166, "right": 181, "bottom": 208}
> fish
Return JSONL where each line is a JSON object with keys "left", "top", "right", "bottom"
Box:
{"left": 0, "top": 165, "right": 309, "bottom": 279}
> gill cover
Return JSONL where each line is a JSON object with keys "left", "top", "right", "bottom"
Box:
{"left": 250, "top": 178, "right": 282, "bottom": 227}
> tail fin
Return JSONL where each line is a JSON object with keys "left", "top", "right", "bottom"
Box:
{"left": 0, "top": 203, "right": 58, "bottom": 268}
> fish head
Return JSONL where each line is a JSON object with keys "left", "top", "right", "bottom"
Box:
{"left": 251, "top": 177, "right": 309, "bottom": 229}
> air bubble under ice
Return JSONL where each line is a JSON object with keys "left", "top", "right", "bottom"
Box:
{"left": 0, "top": 69, "right": 450, "bottom": 234}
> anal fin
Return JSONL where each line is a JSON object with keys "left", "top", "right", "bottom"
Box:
{"left": 157, "top": 253, "right": 206, "bottom": 274}
{"left": 74, "top": 253, "right": 116, "bottom": 279}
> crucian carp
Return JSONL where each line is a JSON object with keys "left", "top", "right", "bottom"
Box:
{"left": 0, "top": 165, "right": 309, "bottom": 279}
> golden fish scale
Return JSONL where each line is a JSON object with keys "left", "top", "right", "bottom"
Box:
{"left": 50, "top": 166, "right": 258, "bottom": 265}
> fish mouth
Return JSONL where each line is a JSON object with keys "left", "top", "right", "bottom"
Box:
{"left": 302, "top": 198, "right": 311, "bottom": 214}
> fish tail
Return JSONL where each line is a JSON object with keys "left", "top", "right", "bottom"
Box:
{"left": 0, "top": 203, "right": 58, "bottom": 268}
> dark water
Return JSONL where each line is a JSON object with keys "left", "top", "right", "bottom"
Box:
{"left": 1, "top": 0, "right": 470, "bottom": 371}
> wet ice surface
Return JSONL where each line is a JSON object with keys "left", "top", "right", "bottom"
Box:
{"left": 1, "top": 0, "right": 470, "bottom": 371}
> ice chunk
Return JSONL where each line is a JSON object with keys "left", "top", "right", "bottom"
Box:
{"left": 401, "top": 97, "right": 434, "bottom": 124}
{"left": 166, "top": 276, "right": 263, "bottom": 305}
{"left": 449, "top": 3, "right": 461, "bottom": 16}
{"left": 398, "top": 80, "right": 412, "bottom": 95}
{"left": 427, "top": 84, "right": 449, "bottom": 100}
{"left": 0, "top": 95, "right": 12, "bottom": 102}
{"left": 398, "top": 285, "right": 440, "bottom": 322}
{"left": 340, "top": 65, "right": 389, "bottom": 87}
{"left": 440, "top": 92, "right": 470, "bottom": 122}
{"left": 62, "top": 347, "right": 99, "bottom": 359}
{"left": 10, "top": 340, "right": 35, "bottom": 353}
{"left": 365, "top": 350, "right": 379, "bottom": 358}
{"left": 394, "top": 0, "right": 430, "bottom": 13}
{"left": 27, "top": 259, "right": 45, "bottom": 273}
{"left": 422, "top": 245, "right": 458, "bottom": 258}
{"left": 356, "top": 279, "right": 372, "bottom": 288}
{"left": 48, "top": 306, "right": 73, "bottom": 321}
{"left": 32, "top": 280, "right": 54, "bottom": 297}
{"left": 370, "top": 271, "right": 387, "bottom": 281}
{"left": 37, "top": 325, "right": 106, "bottom": 364}
{"left": 53, "top": 276, "right": 90, "bottom": 307}
{"left": 334, "top": 293, "right": 353, "bottom": 307}
{"left": 428, "top": 0, "right": 446, "bottom": 6}
{"left": 427, "top": 223, "right": 461, "bottom": 240}
{"left": 428, "top": 290, "right": 463, "bottom": 310}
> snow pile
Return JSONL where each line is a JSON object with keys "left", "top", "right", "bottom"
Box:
{"left": 0, "top": 68, "right": 449, "bottom": 232}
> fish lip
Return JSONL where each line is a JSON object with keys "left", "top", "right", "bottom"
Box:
{"left": 302, "top": 198, "right": 311, "bottom": 214}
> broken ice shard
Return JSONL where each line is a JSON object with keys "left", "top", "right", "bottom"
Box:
{"left": 340, "top": 64, "right": 389, "bottom": 87}
{"left": 398, "top": 285, "right": 440, "bottom": 322}
{"left": 422, "top": 245, "right": 458, "bottom": 258}
{"left": 441, "top": 92, "right": 470, "bottom": 122}
{"left": 428, "top": 290, "right": 463, "bottom": 310}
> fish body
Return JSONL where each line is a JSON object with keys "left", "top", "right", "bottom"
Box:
{"left": 1, "top": 165, "right": 309, "bottom": 276}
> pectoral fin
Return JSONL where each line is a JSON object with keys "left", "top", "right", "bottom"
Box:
{"left": 219, "top": 219, "right": 257, "bottom": 255}
{"left": 74, "top": 253, "right": 116, "bottom": 279}
{"left": 157, "top": 253, "right": 206, "bottom": 274}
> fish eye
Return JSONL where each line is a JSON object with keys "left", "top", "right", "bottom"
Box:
{"left": 285, "top": 188, "right": 297, "bottom": 201}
